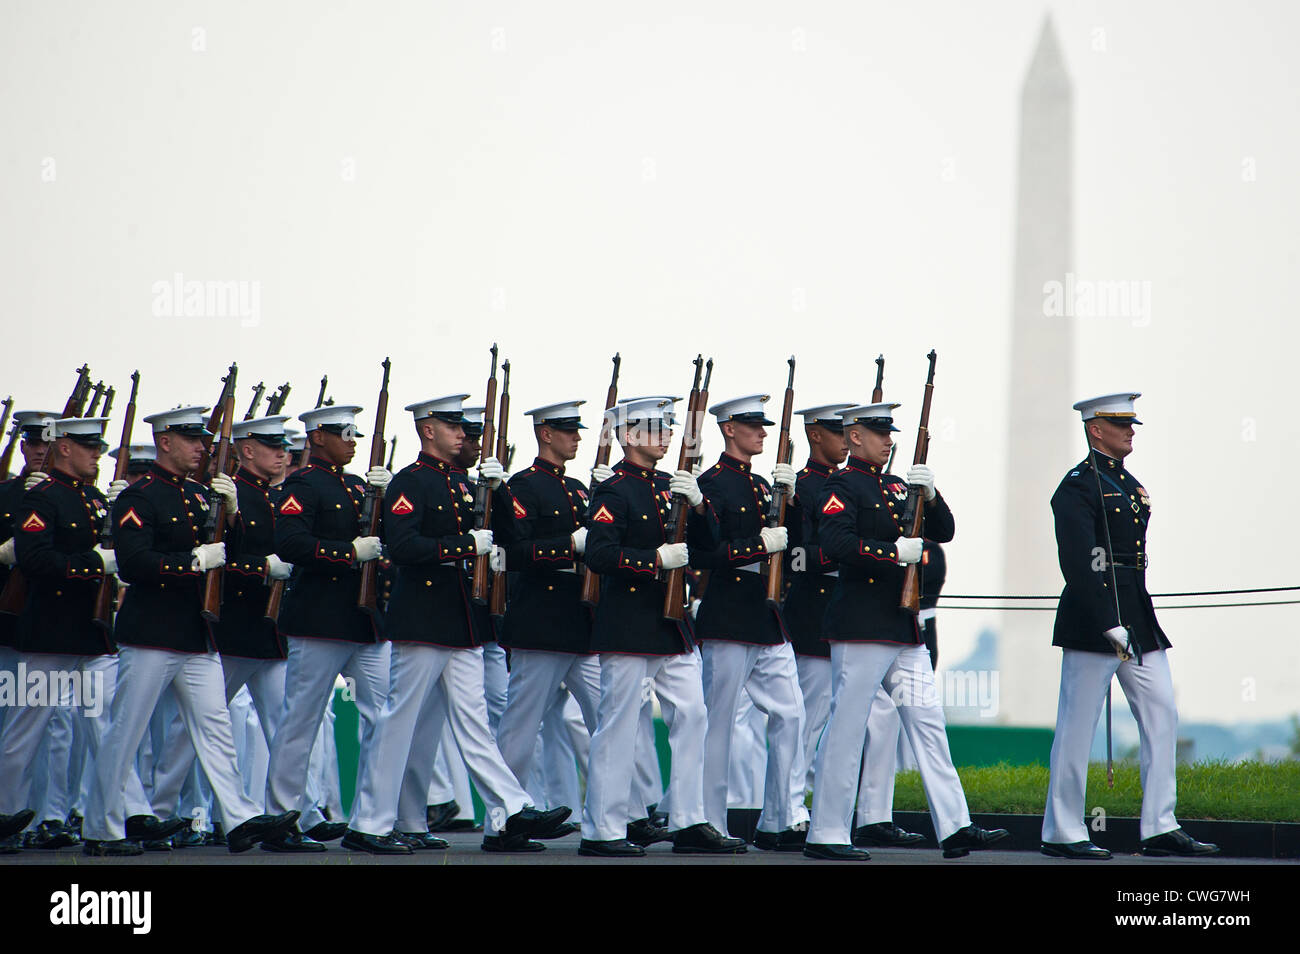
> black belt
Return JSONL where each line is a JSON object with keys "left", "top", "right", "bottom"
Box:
{"left": 1110, "top": 553, "right": 1148, "bottom": 570}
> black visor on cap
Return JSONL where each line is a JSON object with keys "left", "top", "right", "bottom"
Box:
{"left": 810, "top": 419, "right": 845, "bottom": 433}
{"left": 64, "top": 432, "right": 107, "bottom": 448}
{"left": 166, "top": 423, "right": 215, "bottom": 438}
{"left": 538, "top": 417, "right": 585, "bottom": 431}
{"left": 245, "top": 432, "right": 292, "bottom": 448}
{"left": 461, "top": 424, "right": 484, "bottom": 438}
{"left": 726, "top": 412, "right": 775, "bottom": 426}
{"left": 318, "top": 423, "right": 364, "bottom": 438}
{"left": 20, "top": 427, "right": 49, "bottom": 442}
{"left": 856, "top": 417, "right": 898, "bottom": 434}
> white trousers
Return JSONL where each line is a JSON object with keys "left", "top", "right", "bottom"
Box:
{"left": 856, "top": 685, "right": 901, "bottom": 826}
{"left": 85, "top": 647, "right": 261, "bottom": 841}
{"left": 482, "top": 642, "right": 508, "bottom": 736}
{"left": 809, "top": 642, "right": 970, "bottom": 845}
{"left": 498, "top": 650, "right": 600, "bottom": 790}
{"left": 633, "top": 697, "right": 664, "bottom": 815}
{"left": 362, "top": 643, "right": 530, "bottom": 836}
{"left": 265, "top": 637, "right": 389, "bottom": 831}
{"left": 796, "top": 655, "right": 832, "bottom": 795}
{"left": 728, "top": 691, "right": 767, "bottom": 810}
{"left": 583, "top": 651, "right": 708, "bottom": 841}
{"left": 426, "top": 721, "right": 473, "bottom": 816}
{"left": 526, "top": 692, "right": 588, "bottom": 809}
{"left": 1043, "top": 649, "right": 1179, "bottom": 843}
{"left": 1, "top": 654, "right": 147, "bottom": 821}
{"left": 701, "top": 641, "right": 807, "bottom": 834}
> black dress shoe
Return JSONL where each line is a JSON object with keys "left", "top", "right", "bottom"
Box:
{"left": 626, "top": 817, "right": 672, "bottom": 847}
{"left": 1141, "top": 828, "right": 1219, "bottom": 857}
{"left": 649, "top": 810, "right": 669, "bottom": 828}
{"left": 125, "top": 814, "right": 189, "bottom": 842}
{"left": 304, "top": 821, "right": 348, "bottom": 842}
{"left": 171, "top": 829, "right": 206, "bottom": 848}
{"left": 0, "top": 809, "right": 36, "bottom": 839}
{"left": 341, "top": 829, "right": 413, "bottom": 854}
{"left": 853, "top": 822, "right": 927, "bottom": 848}
{"left": 426, "top": 800, "right": 460, "bottom": 831}
{"left": 0, "top": 833, "right": 22, "bottom": 854}
{"left": 504, "top": 805, "right": 571, "bottom": 840}
{"left": 261, "top": 828, "right": 328, "bottom": 853}
{"left": 205, "top": 822, "right": 227, "bottom": 847}
{"left": 65, "top": 811, "right": 83, "bottom": 838}
{"left": 394, "top": 830, "right": 450, "bottom": 850}
{"left": 579, "top": 838, "right": 646, "bottom": 857}
{"left": 672, "top": 822, "right": 747, "bottom": 854}
{"left": 803, "top": 842, "right": 870, "bottom": 861}
{"left": 1041, "top": 840, "right": 1112, "bottom": 860}
{"left": 227, "top": 811, "right": 301, "bottom": 853}
{"left": 31, "top": 819, "right": 79, "bottom": 849}
{"left": 753, "top": 826, "right": 809, "bottom": 852}
{"left": 533, "top": 821, "right": 579, "bottom": 840}
{"left": 481, "top": 834, "right": 545, "bottom": 853}
{"left": 141, "top": 839, "right": 173, "bottom": 851}
{"left": 941, "top": 825, "right": 1011, "bottom": 858}
{"left": 82, "top": 838, "right": 143, "bottom": 857}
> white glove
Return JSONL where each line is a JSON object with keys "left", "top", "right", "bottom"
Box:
{"left": 365, "top": 466, "right": 392, "bottom": 490}
{"left": 265, "top": 554, "right": 293, "bottom": 580}
{"left": 691, "top": 463, "right": 703, "bottom": 478}
{"left": 0, "top": 538, "right": 15, "bottom": 567}
{"left": 894, "top": 537, "right": 923, "bottom": 565}
{"left": 591, "top": 463, "right": 614, "bottom": 485}
{"left": 906, "top": 464, "right": 936, "bottom": 502}
{"left": 106, "top": 479, "right": 130, "bottom": 505}
{"left": 669, "top": 470, "right": 704, "bottom": 508}
{"left": 210, "top": 473, "right": 239, "bottom": 514}
{"left": 489, "top": 545, "right": 506, "bottom": 573}
{"left": 351, "top": 536, "right": 382, "bottom": 563}
{"left": 570, "top": 526, "right": 588, "bottom": 555}
{"left": 656, "top": 542, "right": 689, "bottom": 570}
{"left": 689, "top": 598, "right": 701, "bottom": 620}
{"left": 24, "top": 471, "right": 48, "bottom": 491}
{"left": 93, "top": 545, "right": 117, "bottom": 576}
{"left": 759, "top": 526, "right": 788, "bottom": 554}
{"left": 772, "top": 463, "right": 796, "bottom": 493}
{"left": 191, "top": 542, "right": 226, "bottom": 572}
{"left": 470, "top": 528, "right": 494, "bottom": 555}
{"left": 478, "top": 457, "right": 505, "bottom": 489}
{"left": 1102, "top": 625, "right": 1131, "bottom": 659}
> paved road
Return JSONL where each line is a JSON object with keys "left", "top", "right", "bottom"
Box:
{"left": 0, "top": 831, "right": 1287, "bottom": 865}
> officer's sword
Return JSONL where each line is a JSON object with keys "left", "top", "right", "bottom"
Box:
{"left": 1082, "top": 424, "right": 1135, "bottom": 789}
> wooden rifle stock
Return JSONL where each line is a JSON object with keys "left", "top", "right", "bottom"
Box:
{"left": 265, "top": 378, "right": 327, "bottom": 622}
{"left": 1, "top": 367, "right": 91, "bottom": 616}
{"left": 580, "top": 353, "right": 620, "bottom": 607}
{"left": 357, "top": 359, "right": 392, "bottom": 620}
{"left": 198, "top": 366, "right": 237, "bottom": 479}
{"left": 764, "top": 357, "right": 796, "bottom": 608}
{"left": 93, "top": 371, "right": 139, "bottom": 629}
{"left": 488, "top": 360, "right": 511, "bottom": 618}
{"left": 200, "top": 366, "right": 238, "bottom": 622}
{"left": 898, "top": 351, "right": 937, "bottom": 614}
{"left": 0, "top": 397, "right": 15, "bottom": 480}
{"left": 471, "top": 345, "right": 500, "bottom": 605}
{"left": 662, "top": 356, "right": 707, "bottom": 621}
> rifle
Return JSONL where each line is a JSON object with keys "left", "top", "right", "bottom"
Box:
{"left": 197, "top": 365, "right": 237, "bottom": 479}
{"left": 200, "top": 365, "right": 238, "bottom": 622}
{"left": 898, "top": 351, "right": 937, "bottom": 614}
{"left": 265, "top": 379, "right": 326, "bottom": 623}
{"left": 488, "top": 360, "right": 512, "bottom": 618}
{"left": 268, "top": 383, "right": 291, "bottom": 415}
{"left": 471, "top": 346, "right": 500, "bottom": 605}
{"left": 246, "top": 382, "right": 267, "bottom": 421}
{"left": 385, "top": 435, "right": 397, "bottom": 472}
{"left": 85, "top": 381, "right": 106, "bottom": 417}
{"left": 92, "top": 371, "right": 139, "bottom": 629}
{"left": 101, "top": 386, "right": 115, "bottom": 420}
{"left": 873, "top": 354, "right": 885, "bottom": 404}
{"left": 357, "top": 358, "right": 392, "bottom": 620}
{"left": 763, "top": 357, "right": 796, "bottom": 608}
{"left": 0, "top": 366, "right": 91, "bottom": 616}
{"left": 0, "top": 398, "right": 13, "bottom": 480}
{"left": 580, "top": 353, "right": 621, "bottom": 607}
{"left": 662, "top": 356, "right": 707, "bottom": 621}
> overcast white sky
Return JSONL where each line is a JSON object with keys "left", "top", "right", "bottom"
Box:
{"left": 2, "top": 1, "right": 1297, "bottom": 724}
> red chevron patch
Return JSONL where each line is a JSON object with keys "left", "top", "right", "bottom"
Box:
{"left": 822, "top": 494, "right": 845, "bottom": 515}
{"left": 21, "top": 512, "right": 45, "bottom": 532}
{"left": 512, "top": 498, "right": 528, "bottom": 519}
{"left": 280, "top": 495, "right": 304, "bottom": 516}
{"left": 118, "top": 508, "right": 142, "bottom": 529}
{"left": 592, "top": 505, "right": 614, "bottom": 524}
{"left": 390, "top": 494, "right": 414, "bottom": 516}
